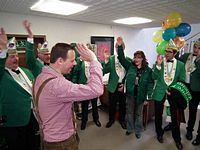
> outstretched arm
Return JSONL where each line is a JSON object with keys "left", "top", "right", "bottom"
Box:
{"left": 0, "top": 28, "right": 8, "bottom": 77}
{"left": 23, "top": 20, "right": 43, "bottom": 77}
{"left": 116, "top": 37, "right": 131, "bottom": 70}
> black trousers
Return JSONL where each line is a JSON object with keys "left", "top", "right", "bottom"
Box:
{"left": 167, "top": 88, "right": 187, "bottom": 142}
{"left": 154, "top": 96, "right": 165, "bottom": 137}
{"left": 108, "top": 87, "right": 126, "bottom": 123}
{"left": 81, "top": 98, "right": 99, "bottom": 123}
{"left": 0, "top": 111, "right": 40, "bottom": 150}
{"left": 197, "top": 120, "right": 200, "bottom": 136}
{"left": 186, "top": 85, "right": 200, "bottom": 132}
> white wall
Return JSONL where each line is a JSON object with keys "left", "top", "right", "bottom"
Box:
{"left": 0, "top": 12, "right": 138, "bottom": 54}
{"left": 1, "top": 12, "right": 200, "bottom": 67}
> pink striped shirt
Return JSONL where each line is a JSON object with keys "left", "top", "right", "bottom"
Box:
{"left": 34, "top": 60, "right": 103, "bottom": 142}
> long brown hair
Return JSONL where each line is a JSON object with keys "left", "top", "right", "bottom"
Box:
{"left": 133, "top": 50, "right": 148, "bottom": 69}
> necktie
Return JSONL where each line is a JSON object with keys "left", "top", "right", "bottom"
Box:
{"left": 11, "top": 69, "right": 20, "bottom": 74}
{"left": 44, "top": 62, "right": 49, "bottom": 66}
{"left": 167, "top": 60, "right": 174, "bottom": 63}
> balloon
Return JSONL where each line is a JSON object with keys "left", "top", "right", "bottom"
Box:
{"left": 166, "top": 19, "right": 181, "bottom": 28}
{"left": 162, "top": 12, "right": 182, "bottom": 29}
{"left": 162, "top": 28, "right": 176, "bottom": 41}
{"left": 152, "top": 29, "right": 164, "bottom": 43}
{"left": 167, "top": 12, "right": 182, "bottom": 21}
{"left": 162, "top": 20, "right": 171, "bottom": 29}
{"left": 173, "top": 37, "right": 185, "bottom": 49}
{"left": 175, "top": 23, "right": 191, "bottom": 37}
{"left": 156, "top": 40, "right": 169, "bottom": 55}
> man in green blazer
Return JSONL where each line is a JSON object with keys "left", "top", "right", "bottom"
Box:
{"left": 0, "top": 28, "right": 37, "bottom": 150}
{"left": 73, "top": 57, "right": 101, "bottom": 130}
{"left": 102, "top": 45, "right": 126, "bottom": 129}
{"left": 23, "top": 20, "right": 50, "bottom": 78}
{"left": 177, "top": 38, "right": 200, "bottom": 143}
{"left": 152, "top": 40, "right": 185, "bottom": 149}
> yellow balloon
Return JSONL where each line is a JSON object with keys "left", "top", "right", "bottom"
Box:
{"left": 167, "top": 12, "right": 182, "bottom": 28}
{"left": 152, "top": 29, "right": 164, "bottom": 43}
{"left": 167, "top": 12, "right": 182, "bottom": 20}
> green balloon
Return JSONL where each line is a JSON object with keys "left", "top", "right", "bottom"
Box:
{"left": 156, "top": 40, "right": 168, "bottom": 55}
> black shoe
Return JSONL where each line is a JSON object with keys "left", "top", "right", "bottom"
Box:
{"left": 94, "top": 120, "right": 101, "bottom": 127}
{"left": 164, "top": 123, "right": 172, "bottom": 131}
{"left": 81, "top": 122, "right": 86, "bottom": 130}
{"left": 135, "top": 134, "right": 141, "bottom": 139}
{"left": 157, "top": 135, "right": 164, "bottom": 143}
{"left": 120, "top": 122, "right": 126, "bottom": 129}
{"left": 175, "top": 141, "right": 183, "bottom": 150}
{"left": 126, "top": 131, "right": 132, "bottom": 136}
{"left": 106, "top": 120, "right": 114, "bottom": 128}
{"left": 186, "top": 131, "right": 193, "bottom": 140}
{"left": 192, "top": 136, "right": 200, "bottom": 146}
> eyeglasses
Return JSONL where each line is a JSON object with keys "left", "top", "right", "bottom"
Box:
{"left": 165, "top": 50, "right": 173, "bottom": 53}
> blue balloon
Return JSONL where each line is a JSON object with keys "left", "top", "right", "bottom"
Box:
{"left": 162, "top": 28, "right": 176, "bottom": 41}
{"left": 175, "top": 23, "right": 191, "bottom": 37}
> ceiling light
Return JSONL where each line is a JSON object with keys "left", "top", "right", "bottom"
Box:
{"left": 113, "top": 17, "right": 152, "bottom": 25}
{"left": 31, "top": 0, "right": 88, "bottom": 16}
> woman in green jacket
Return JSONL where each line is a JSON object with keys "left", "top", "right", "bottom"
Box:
{"left": 116, "top": 37, "right": 153, "bottom": 138}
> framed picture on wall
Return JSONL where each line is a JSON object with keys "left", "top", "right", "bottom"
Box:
{"left": 91, "top": 36, "right": 114, "bottom": 61}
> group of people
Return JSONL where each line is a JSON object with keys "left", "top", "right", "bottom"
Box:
{"left": 0, "top": 20, "right": 103, "bottom": 150}
{"left": 0, "top": 20, "right": 199, "bottom": 150}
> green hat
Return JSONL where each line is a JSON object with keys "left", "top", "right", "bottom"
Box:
{"left": 38, "top": 41, "right": 49, "bottom": 54}
{"left": 167, "top": 39, "right": 178, "bottom": 51}
{"left": 7, "top": 37, "right": 17, "bottom": 54}
{"left": 170, "top": 82, "right": 192, "bottom": 103}
{"left": 194, "top": 38, "right": 200, "bottom": 46}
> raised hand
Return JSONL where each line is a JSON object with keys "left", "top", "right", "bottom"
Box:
{"left": 156, "top": 55, "right": 163, "bottom": 66}
{"left": 77, "top": 43, "right": 97, "bottom": 62}
{"left": 23, "top": 20, "right": 33, "bottom": 38}
{"left": 103, "top": 48, "right": 110, "bottom": 62}
{"left": 0, "top": 28, "right": 8, "bottom": 50}
{"left": 116, "top": 36, "right": 125, "bottom": 49}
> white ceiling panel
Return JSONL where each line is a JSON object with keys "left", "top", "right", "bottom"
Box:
{"left": 0, "top": 0, "right": 200, "bottom": 28}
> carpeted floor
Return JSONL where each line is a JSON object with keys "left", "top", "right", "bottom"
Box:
{"left": 78, "top": 107, "right": 200, "bottom": 150}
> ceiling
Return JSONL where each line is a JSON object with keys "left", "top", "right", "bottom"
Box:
{"left": 0, "top": 0, "right": 200, "bottom": 28}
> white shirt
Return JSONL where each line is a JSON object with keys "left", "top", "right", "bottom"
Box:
{"left": 115, "top": 55, "right": 125, "bottom": 83}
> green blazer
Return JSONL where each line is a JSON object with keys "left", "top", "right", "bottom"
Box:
{"left": 152, "top": 60, "right": 185, "bottom": 101}
{"left": 0, "top": 58, "right": 34, "bottom": 127}
{"left": 178, "top": 53, "right": 200, "bottom": 91}
{"left": 117, "top": 46, "right": 153, "bottom": 104}
{"left": 71, "top": 58, "right": 90, "bottom": 84}
{"left": 102, "top": 55, "right": 125, "bottom": 93}
{"left": 25, "top": 41, "right": 44, "bottom": 78}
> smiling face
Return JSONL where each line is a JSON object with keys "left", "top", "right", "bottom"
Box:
{"left": 5, "top": 53, "right": 19, "bottom": 70}
{"left": 133, "top": 54, "right": 143, "bottom": 66}
{"left": 38, "top": 52, "right": 50, "bottom": 64}
{"left": 193, "top": 44, "right": 200, "bottom": 56}
{"left": 165, "top": 48, "right": 176, "bottom": 60}
{"left": 60, "top": 50, "right": 76, "bottom": 74}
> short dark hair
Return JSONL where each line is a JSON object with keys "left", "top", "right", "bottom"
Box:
{"left": 50, "top": 43, "right": 74, "bottom": 63}
{"left": 133, "top": 50, "right": 148, "bottom": 68}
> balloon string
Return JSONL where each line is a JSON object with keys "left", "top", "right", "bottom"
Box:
{"left": 185, "top": 32, "right": 200, "bottom": 41}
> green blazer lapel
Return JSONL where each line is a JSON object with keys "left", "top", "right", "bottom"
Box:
{"left": 78, "top": 61, "right": 87, "bottom": 84}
